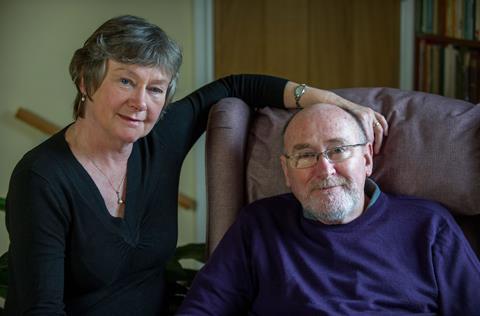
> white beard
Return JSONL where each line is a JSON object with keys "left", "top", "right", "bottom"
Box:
{"left": 302, "top": 176, "right": 362, "bottom": 224}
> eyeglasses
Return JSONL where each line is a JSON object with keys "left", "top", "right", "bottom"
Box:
{"left": 284, "top": 143, "right": 367, "bottom": 169}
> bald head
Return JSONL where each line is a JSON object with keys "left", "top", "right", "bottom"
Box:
{"left": 283, "top": 104, "right": 367, "bottom": 151}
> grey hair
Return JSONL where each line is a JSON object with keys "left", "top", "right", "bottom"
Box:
{"left": 69, "top": 15, "right": 182, "bottom": 119}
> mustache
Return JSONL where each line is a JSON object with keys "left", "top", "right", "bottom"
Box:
{"left": 309, "top": 177, "right": 349, "bottom": 190}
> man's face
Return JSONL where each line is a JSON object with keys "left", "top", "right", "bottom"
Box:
{"left": 280, "top": 104, "right": 373, "bottom": 224}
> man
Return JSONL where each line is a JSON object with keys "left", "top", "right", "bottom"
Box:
{"left": 177, "top": 104, "right": 480, "bottom": 315}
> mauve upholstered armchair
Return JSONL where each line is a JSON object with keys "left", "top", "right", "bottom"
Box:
{"left": 204, "top": 88, "right": 480, "bottom": 259}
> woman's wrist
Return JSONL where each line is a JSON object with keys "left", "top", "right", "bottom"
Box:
{"left": 284, "top": 81, "right": 333, "bottom": 109}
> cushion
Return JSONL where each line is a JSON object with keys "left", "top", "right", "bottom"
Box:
{"left": 246, "top": 88, "right": 480, "bottom": 216}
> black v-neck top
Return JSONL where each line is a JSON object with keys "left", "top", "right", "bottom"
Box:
{"left": 5, "top": 75, "right": 287, "bottom": 315}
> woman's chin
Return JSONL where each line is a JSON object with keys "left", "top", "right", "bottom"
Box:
{"left": 117, "top": 133, "right": 143, "bottom": 145}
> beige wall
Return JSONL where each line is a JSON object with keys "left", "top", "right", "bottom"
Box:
{"left": 0, "top": 0, "right": 199, "bottom": 254}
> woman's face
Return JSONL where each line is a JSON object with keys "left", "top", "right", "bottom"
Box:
{"left": 82, "top": 59, "right": 170, "bottom": 144}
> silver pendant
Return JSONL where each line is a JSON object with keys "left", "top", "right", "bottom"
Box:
{"left": 116, "top": 191, "right": 125, "bottom": 205}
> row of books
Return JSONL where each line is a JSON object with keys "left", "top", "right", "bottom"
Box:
{"left": 417, "top": 39, "right": 480, "bottom": 103}
{"left": 416, "top": 0, "right": 480, "bottom": 40}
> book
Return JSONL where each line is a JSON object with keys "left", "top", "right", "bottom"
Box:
{"left": 438, "top": 0, "right": 447, "bottom": 36}
{"left": 418, "top": 39, "right": 426, "bottom": 90}
{"left": 446, "top": 0, "right": 454, "bottom": 37}
{"left": 464, "top": 0, "right": 475, "bottom": 39}
{"left": 443, "top": 44, "right": 456, "bottom": 98}
{"left": 416, "top": 0, "right": 424, "bottom": 33}
{"left": 456, "top": 0, "right": 464, "bottom": 39}
{"left": 467, "top": 50, "right": 478, "bottom": 102}
{"left": 476, "top": 0, "right": 480, "bottom": 39}
{"left": 432, "top": 44, "right": 441, "bottom": 93}
{"left": 415, "top": 0, "right": 480, "bottom": 102}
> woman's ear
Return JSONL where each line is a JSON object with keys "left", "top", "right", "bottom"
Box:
{"left": 78, "top": 75, "right": 87, "bottom": 95}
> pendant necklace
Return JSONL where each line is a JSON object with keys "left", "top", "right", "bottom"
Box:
{"left": 89, "top": 159, "right": 127, "bottom": 205}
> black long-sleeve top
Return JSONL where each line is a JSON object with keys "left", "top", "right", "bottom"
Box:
{"left": 5, "top": 75, "right": 287, "bottom": 315}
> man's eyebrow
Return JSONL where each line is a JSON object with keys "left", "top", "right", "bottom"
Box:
{"left": 324, "top": 138, "right": 349, "bottom": 146}
{"left": 291, "top": 138, "right": 350, "bottom": 152}
{"left": 292, "top": 144, "right": 312, "bottom": 151}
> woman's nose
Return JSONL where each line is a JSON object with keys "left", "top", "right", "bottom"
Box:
{"left": 129, "top": 88, "right": 147, "bottom": 111}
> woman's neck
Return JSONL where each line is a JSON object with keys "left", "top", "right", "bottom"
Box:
{"left": 65, "top": 119, "right": 130, "bottom": 218}
{"left": 65, "top": 119, "right": 132, "bottom": 166}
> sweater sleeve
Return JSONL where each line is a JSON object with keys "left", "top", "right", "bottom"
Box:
{"left": 5, "top": 168, "right": 69, "bottom": 315}
{"left": 176, "top": 211, "right": 256, "bottom": 315}
{"left": 433, "top": 214, "right": 480, "bottom": 314}
{"left": 159, "top": 74, "right": 288, "bottom": 156}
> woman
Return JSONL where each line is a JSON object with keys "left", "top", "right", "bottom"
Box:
{"left": 5, "top": 15, "right": 387, "bottom": 315}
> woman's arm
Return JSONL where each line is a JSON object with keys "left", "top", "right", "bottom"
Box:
{"left": 166, "top": 75, "right": 387, "bottom": 154}
{"left": 5, "top": 169, "right": 68, "bottom": 314}
{"left": 283, "top": 82, "right": 388, "bottom": 154}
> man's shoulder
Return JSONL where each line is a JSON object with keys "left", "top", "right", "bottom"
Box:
{"left": 246, "top": 193, "right": 299, "bottom": 208}
{"left": 241, "top": 193, "right": 301, "bottom": 218}
{"left": 382, "top": 192, "right": 453, "bottom": 220}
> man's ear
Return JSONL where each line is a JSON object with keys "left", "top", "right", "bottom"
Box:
{"left": 280, "top": 155, "right": 291, "bottom": 188}
{"left": 364, "top": 143, "right": 374, "bottom": 176}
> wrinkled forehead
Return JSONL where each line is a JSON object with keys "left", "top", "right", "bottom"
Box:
{"left": 284, "top": 104, "right": 360, "bottom": 150}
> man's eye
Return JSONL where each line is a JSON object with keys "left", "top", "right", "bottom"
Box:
{"left": 297, "top": 152, "right": 316, "bottom": 159}
{"left": 332, "top": 146, "right": 347, "bottom": 154}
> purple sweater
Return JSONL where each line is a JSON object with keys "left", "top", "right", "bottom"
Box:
{"left": 178, "top": 183, "right": 480, "bottom": 315}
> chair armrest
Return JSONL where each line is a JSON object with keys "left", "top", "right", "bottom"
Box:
{"left": 205, "top": 98, "right": 252, "bottom": 255}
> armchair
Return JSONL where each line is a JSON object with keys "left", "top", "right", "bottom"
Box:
{"left": 205, "top": 88, "right": 480, "bottom": 258}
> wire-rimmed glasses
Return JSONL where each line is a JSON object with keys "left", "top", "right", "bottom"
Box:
{"left": 284, "top": 143, "right": 367, "bottom": 169}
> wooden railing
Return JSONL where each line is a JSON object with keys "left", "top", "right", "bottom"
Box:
{"left": 15, "top": 107, "right": 196, "bottom": 210}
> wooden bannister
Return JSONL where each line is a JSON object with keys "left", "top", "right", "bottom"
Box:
{"left": 15, "top": 107, "right": 196, "bottom": 210}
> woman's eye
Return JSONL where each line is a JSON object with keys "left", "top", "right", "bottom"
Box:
{"left": 149, "top": 87, "right": 165, "bottom": 94}
{"left": 120, "top": 78, "right": 131, "bottom": 85}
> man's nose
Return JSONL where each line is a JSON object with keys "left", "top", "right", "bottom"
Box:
{"left": 312, "top": 154, "right": 336, "bottom": 178}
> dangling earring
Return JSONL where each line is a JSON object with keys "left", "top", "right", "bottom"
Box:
{"left": 81, "top": 95, "right": 86, "bottom": 102}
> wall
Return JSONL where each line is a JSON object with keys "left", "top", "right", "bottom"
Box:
{"left": 215, "top": 0, "right": 401, "bottom": 89}
{"left": 0, "top": 0, "right": 198, "bottom": 254}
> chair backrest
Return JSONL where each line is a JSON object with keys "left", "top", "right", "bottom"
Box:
{"left": 205, "top": 88, "right": 480, "bottom": 258}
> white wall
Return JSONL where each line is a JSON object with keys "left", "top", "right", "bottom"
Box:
{"left": 0, "top": 0, "right": 199, "bottom": 254}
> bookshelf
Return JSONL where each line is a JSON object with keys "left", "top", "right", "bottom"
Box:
{"left": 414, "top": 0, "right": 480, "bottom": 103}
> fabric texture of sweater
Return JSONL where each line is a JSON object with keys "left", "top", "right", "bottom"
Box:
{"left": 178, "top": 181, "right": 480, "bottom": 315}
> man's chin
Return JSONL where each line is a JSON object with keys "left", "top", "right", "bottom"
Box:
{"left": 304, "top": 195, "right": 351, "bottom": 220}
{"left": 308, "top": 187, "right": 343, "bottom": 202}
